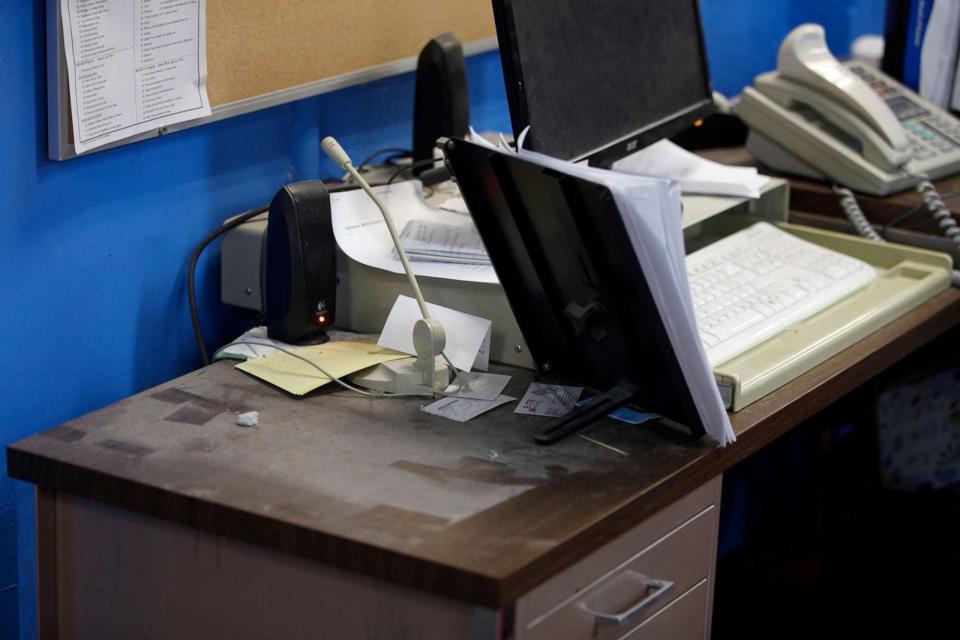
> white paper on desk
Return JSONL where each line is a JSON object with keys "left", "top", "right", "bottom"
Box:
{"left": 378, "top": 295, "right": 492, "bottom": 372}
{"left": 59, "top": 0, "right": 211, "bottom": 154}
{"left": 514, "top": 383, "right": 583, "bottom": 417}
{"left": 612, "top": 140, "right": 769, "bottom": 199}
{"left": 214, "top": 327, "right": 289, "bottom": 361}
{"left": 331, "top": 181, "right": 498, "bottom": 284}
{"left": 421, "top": 395, "right": 515, "bottom": 422}
{"left": 444, "top": 372, "right": 511, "bottom": 401}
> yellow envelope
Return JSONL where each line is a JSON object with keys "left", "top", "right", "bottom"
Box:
{"left": 237, "top": 341, "right": 409, "bottom": 396}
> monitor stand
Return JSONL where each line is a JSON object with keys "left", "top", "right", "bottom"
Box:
{"left": 534, "top": 381, "right": 641, "bottom": 445}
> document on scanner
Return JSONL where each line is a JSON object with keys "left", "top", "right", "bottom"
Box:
{"left": 393, "top": 219, "right": 491, "bottom": 265}
{"left": 612, "top": 139, "right": 769, "bottom": 198}
{"left": 330, "top": 181, "right": 498, "bottom": 284}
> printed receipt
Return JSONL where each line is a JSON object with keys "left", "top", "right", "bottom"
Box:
{"left": 60, "top": 0, "right": 211, "bottom": 153}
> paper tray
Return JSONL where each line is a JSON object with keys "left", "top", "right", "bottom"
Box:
{"left": 712, "top": 222, "right": 953, "bottom": 411}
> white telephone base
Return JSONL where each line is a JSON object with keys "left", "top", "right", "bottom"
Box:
{"left": 746, "top": 131, "right": 826, "bottom": 182}
{"left": 350, "top": 358, "right": 451, "bottom": 397}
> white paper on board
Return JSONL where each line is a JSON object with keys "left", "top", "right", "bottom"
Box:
{"left": 60, "top": 0, "right": 212, "bottom": 153}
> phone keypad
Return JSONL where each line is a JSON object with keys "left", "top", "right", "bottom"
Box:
{"left": 904, "top": 125, "right": 941, "bottom": 160}
{"left": 925, "top": 117, "right": 960, "bottom": 144}
{"left": 848, "top": 63, "right": 960, "bottom": 159}
{"left": 904, "top": 121, "right": 955, "bottom": 155}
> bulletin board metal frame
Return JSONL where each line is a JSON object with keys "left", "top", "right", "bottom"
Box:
{"left": 46, "top": 0, "right": 498, "bottom": 160}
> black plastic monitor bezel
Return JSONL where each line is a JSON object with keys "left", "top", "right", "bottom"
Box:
{"left": 492, "top": 0, "right": 716, "bottom": 167}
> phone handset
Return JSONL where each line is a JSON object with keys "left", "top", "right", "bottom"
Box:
{"left": 755, "top": 74, "right": 912, "bottom": 172}
{"left": 777, "top": 24, "right": 910, "bottom": 162}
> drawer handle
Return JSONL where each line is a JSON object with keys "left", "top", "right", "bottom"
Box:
{"left": 580, "top": 571, "right": 675, "bottom": 628}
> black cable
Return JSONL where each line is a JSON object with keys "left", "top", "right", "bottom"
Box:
{"left": 386, "top": 157, "right": 444, "bottom": 185}
{"left": 870, "top": 190, "right": 959, "bottom": 238}
{"left": 189, "top": 205, "right": 268, "bottom": 366}
{"left": 883, "top": 201, "right": 927, "bottom": 233}
{"left": 355, "top": 147, "right": 411, "bottom": 170}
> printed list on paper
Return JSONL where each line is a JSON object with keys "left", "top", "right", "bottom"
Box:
{"left": 60, "top": 0, "right": 212, "bottom": 154}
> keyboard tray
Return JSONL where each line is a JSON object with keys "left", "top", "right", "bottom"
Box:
{"left": 712, "top": 222, "right": 952, "bottom": 411}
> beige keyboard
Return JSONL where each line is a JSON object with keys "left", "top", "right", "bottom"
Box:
{"left": 687, "top": 222, "right": 877, "bottom": 366}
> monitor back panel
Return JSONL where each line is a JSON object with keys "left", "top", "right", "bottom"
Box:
{"left": 444, "top": 138, "right": 705, "bottom": 434}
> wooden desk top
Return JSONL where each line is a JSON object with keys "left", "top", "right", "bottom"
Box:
{"left": 788, "top": 174, "right": 960, "bottom": 230}
{"left": 9, "top": 288, "right": 960, "bottom": 608}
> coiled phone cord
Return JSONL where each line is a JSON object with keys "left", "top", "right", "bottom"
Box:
{"left": 914, "top": 175, "right": 960, "bottom": 287}
{"left": 915, "top": 175, "right": 960, "bottom": 246}
{"left": 832, "top": 182, "right": 960, "bottom": 287}
{"left": 832, "top": 185, "right": 885, "bottom": 242}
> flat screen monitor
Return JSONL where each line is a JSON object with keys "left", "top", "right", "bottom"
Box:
{"left": 492, "top": 0, "right": 715, "bottom": 166}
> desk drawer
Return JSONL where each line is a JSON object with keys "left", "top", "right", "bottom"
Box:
{"left": 516, "top": 477, "right": 721, "bottom": 640}
{"left": 623, "top": 579, "right": 709, "bottom": 640}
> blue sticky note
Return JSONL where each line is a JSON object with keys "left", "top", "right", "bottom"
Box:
{"left": 577, "top": 399, "right": 658, "bottom": 425}
{"left": 608, "top": 406, "right": 658, "bottom": 425}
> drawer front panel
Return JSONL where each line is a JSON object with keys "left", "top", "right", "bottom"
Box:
{"left": 522, "top": 504, "right": 715, "bottom": 640}
{"left": 518, "top": 476, "right": 720, "bottom": 625}
{"left": 623, "top": 579, "right": 709, "bottom": 640}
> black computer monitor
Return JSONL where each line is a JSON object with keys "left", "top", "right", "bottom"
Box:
{"left": 492, "top": 0, "right": 715, "bottom": 166}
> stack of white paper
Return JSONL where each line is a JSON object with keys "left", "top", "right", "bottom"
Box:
{"left": 330, "top": 181, "right": 498, "bottom": 284}
{"left": 393, "top": 219, "right": 491, "bottom": 266}
{"left": 486, "top": 142, "right": 736, "bottom": 446}
{"left": 612, "top": 139, "right": 769, "bottom": 199}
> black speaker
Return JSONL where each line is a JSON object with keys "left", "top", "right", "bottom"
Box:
{"left": 264, "top": 180, "right": 336, "bottom": 344}
{"left": 412, "top": 32, "right": 470, "bottom": 171}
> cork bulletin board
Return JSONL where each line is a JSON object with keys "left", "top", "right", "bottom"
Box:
{"left": 49, "top": 0, "right": 497, "bottom": 159}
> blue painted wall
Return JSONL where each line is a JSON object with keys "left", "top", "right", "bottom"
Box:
{"left": 701, "top": 0, "right": 888, "bottom": 97}
{"left": 0, "top": 1, "right": 884, "bottom": 637}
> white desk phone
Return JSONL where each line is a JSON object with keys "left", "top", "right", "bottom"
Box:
{"left": 739, "top": 24, "right": 960, "bottom": 285}
{"left": 739, "top": 24, "right": 960, "bottom": 197}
